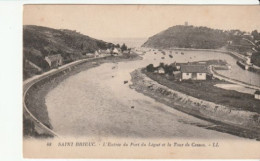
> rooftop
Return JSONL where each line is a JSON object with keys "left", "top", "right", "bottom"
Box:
{"left": 45, "top": 54, "right": 62, "bottom": 61}
{"left": 180, "top": 64, "right": 208, "bottom": 73}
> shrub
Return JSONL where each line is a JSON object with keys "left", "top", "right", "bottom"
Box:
{"left": 146, "top": 64, "right": 155, "bottom": 72}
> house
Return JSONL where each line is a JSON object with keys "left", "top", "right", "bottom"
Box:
{"left": 106, "top": 49, "right": 112, "bottom": 54}
{"left": 254, "top": 90, "right": 260, "bottom": 100}
{"left": 245, "top": 56, "right": 252, "bottom": 65}
{"left": 85, "top": 53, "right": 94, "bottom": 58}
{"left": 246, "top": 52, "right": 252, "bottom": 56}
{"left": 180, "top": 64, "right": 208, "bottom": 80}
{"left": 112, "top": 48, "right": 121, "bottom": 55}
{"left": 158, "top": 67, "right": 165, "bottom": 74}
{"left": 94, "top": 51, "right": 100, "bottom": 58}
{"left": 45, "top": 54, "right": 63, "bottom": 68}
{"left": 170, "top": 62, "right": 181, "bottom": 70}
{"left": 113, "top": 48, "right": 119, "bottom": 55}
{"left": 227, "top": 40, "right": 233, "bottom": 45}
{"left": 153, "top": 67, "right": 165, "bottom": 74}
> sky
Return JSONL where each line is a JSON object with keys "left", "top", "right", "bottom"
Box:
{"left": 24, "top": 5, "right": 260, "bottom": 40}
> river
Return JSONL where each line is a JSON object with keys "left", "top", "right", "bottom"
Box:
{"left": 45, "top": 48, "right": 259, "bottom": 139}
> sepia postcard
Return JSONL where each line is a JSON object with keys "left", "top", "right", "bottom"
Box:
{"left": 23, "top": 5, "right": 260, "bottom": 158}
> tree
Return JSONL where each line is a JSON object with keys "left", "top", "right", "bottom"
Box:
{"left": 252, "top": 30, "right": 260, "bottom": 40}
{"left": 106, "top": 43, "right": 114, "bottom": 49}
{"left": 121, "top": 43, "right": 127, "bottom": 51}
{"left": 164, "top": 65, "right": 175, "bottom": 74}
{"left": 146, "top": 64, "right": 155, "bottom": 72}
{"left": 115, "top": 44, "right": 120, "bottom": 48}
{"left": 159, "top": 62, "right": 165, "bottom": 68}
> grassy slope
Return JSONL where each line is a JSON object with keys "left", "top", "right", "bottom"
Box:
{"left": 23, "top": 25, "right": 109, "bottom": 79}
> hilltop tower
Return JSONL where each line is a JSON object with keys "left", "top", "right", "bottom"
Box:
{"left": 185, "top": 21, "right": 188, "bottom": 26}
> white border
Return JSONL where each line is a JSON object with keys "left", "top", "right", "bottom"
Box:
{"left": 21, "top": 0, "right": 258, "bottom": 5}
{"left": 0, "top": 0, "right": 259, "bottom": 161}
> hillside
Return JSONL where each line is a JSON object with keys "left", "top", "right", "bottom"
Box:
{"left": 142, "top": 25, "right": 254, "bottom": 49}
{"left": 142, "top": 25, "right": 260, "bottom": 67}
{"left": 142, "top": 25, "right": 228, "bottom": 49}
{"left": 23, "top": 25, "right": 111, "bottom": 79}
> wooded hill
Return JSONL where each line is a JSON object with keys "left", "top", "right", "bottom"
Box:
{"left": 143, "top": 25, "right": 228, "bottom": 49}
{"left": 142, "top": 25, "right": 260, "bottom": 66}
{"left": 23, "top": 25, "right": 111, "bottom": 79}
{"left": 143, "top": 25, "right": 254, "bottom": 49}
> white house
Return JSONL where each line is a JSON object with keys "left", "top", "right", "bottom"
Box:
{"left": 45, "top": 54, "right": 63, "bottom": 68}
{"left": 180, "top": 64, "right": 208, "bottom": 80}
{"left": 154, "top": 67, "right": 165, "bottom": 74}
{"left": 245, "top": 56, "right": 252, "bottom": 65}
{"left": 158, "top": 67, "right": 165, "bottom": 74}
{"left": 255, "top": 90, "right": 260, "bottom": 100}
{"left": 113, "top": 48, "right": 120, "bottom": 55}
{"left": 106, "top": 49, "right": 112, "bottom": 54}
{"left": 94, "top": 51, "right": 100, "bottom": 58}
{"left": 85, "top": 53, "right": 94, "bottom": 58}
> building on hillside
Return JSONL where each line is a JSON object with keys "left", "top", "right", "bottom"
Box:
{"left": 254, "top": 90, "right": 260, "bottom": 100}
{"left": 112, "top": 48, "right": 121, "bottom": 55}
{"left": 153, "top": 67, "right": 165, "bottom": 74}
{"left": 170, "top": 62, "right": 181, "bottom": 70}
{"left": 246, "top": 52, "right": 252, "bottom": 56}
{"left": 45, "top": 54, "right": 63, "bottom": 68}
{"left": 85, "top": 53, "right": 94, "bottom": 58}
{"left": 106, "top": 49, "right": 112, "bottom": 54}
{"left": 94, "top": 51, "right": 100, "bottom": 58}
{"left": 245, "top": 56, "right": 252, "bottom": 65}
{"left": 157, "top": 67, "right": 165, "bottom": 74}
{"left": 180, "top": 64, "right": 208, "bottom": 80}
{"left": 227, "top": 40, "right": 233, "bottom": 45}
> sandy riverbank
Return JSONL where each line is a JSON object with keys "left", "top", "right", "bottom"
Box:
{"left": 130, "top": 69, "right": 260, "bottom": 140}
{"left": 24, "top": 53, "right": 142, "bottom": 137}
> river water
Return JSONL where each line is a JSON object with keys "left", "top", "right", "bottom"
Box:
{"left": 45, "top": 48, "right": 259, "bottom": 139}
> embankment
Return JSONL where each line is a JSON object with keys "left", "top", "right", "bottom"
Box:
{"left": 130, "top": 69, "right": 260, "bottom": 140}
{"left": 23, "top": 53, "right": 142, "bottom": 138}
